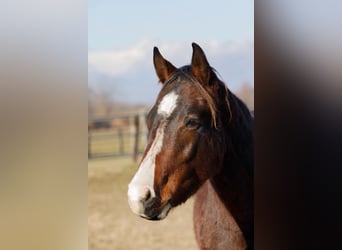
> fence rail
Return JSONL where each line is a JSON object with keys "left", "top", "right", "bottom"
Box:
{"left": 88, "top": 112, "right": 148, "bottom": 161}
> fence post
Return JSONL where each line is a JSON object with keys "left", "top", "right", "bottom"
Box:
{"left": 133, "top": 115, "right": 140, "bottom": 162}
{"left": 118, "top": 128, "right": 124, "bottom": 156}
{"left": 88, "top": 132, "right": 92, "bottom": 159}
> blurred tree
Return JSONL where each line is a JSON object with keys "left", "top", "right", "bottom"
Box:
{"left": 88, "top": 74, "right": 117, "bottom": 119}
{"left": 235, "top": 82, "right": 254, "bottom": 111}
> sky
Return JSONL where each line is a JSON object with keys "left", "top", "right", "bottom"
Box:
{"left": 88, "top": 0, "right": 254, "bottom": 104}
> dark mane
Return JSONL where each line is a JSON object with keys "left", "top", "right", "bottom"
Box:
{"left": 229, "top": 91, "right": 254, "bottom": 175}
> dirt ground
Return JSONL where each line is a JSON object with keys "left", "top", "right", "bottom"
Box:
{"left": 88, "top": 157, "right": 198, "bottom": 250}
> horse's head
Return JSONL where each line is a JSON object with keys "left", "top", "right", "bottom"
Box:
{"left": 128, "top": 43, "right": 229, "bottom": 220}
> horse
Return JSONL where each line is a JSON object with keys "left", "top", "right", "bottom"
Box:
{"left": 128, "top": 43, "right": 254, "bottom": 250}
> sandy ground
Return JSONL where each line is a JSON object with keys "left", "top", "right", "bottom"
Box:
{"left": 88, "top": 157, "right": 198, "bottom": 250}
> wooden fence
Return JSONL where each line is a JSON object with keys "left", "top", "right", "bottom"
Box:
{"left": 88, "top": 112, "right": 148, "bottom": 161}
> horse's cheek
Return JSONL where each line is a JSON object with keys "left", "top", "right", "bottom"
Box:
{"left": 159, "top": 182, "right": 172, "bottom": 201}
{"left": 194, "top": 139, "right": 220, "bottom": 178}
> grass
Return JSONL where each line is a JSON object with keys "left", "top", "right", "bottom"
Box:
{"left": 88, "top": 157, "right": 198, "bottom": 250}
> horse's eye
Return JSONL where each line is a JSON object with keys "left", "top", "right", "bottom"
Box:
{"left": 185, "top": 118, "right": 200, "bottom": 128}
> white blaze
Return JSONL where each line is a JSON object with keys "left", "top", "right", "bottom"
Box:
{"left": 158, "top": 91, "right": 179, "bottom": 116}
{"left": 128, "top": 91, "right": 179, "bottom": 216}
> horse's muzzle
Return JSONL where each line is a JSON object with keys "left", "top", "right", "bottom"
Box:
{"left": 127, "top": 184, "right": 171, "bottom": 220}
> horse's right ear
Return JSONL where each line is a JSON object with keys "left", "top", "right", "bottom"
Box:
{"left": 191, "top": 43, "right": 211, "bottom": 86}
{"left": 153, "top": 47, "right": 177, "bottom": 83}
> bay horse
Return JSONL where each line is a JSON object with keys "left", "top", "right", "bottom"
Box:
{"left": 128, "top": 43, "right": 254, "bottom": 250}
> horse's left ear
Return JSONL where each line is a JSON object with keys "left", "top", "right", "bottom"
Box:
{"left": 191, "top": 43, "right": 211, "bottom": 85}
{"left": 153, "top": 47, "right": 177, "bottom": 84}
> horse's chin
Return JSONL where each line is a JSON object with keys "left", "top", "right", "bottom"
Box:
{"left": 140, "top": 202, "right": 172, "bottom": 221}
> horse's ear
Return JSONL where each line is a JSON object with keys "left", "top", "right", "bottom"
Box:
{"left": 153, "top": 47, "right": 177, "bottom": 84}
{"left": 191, "top": 43, "right": 211, "bottom": 85}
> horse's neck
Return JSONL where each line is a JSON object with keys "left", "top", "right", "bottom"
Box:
{"left": 210, "top": 162, "right": 253, "bottom": 248}
{"left": 211, "top": 93, "right": 254, "bottom": 247}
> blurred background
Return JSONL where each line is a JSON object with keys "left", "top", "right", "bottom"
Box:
{"left": 1, "top": 0, "right": 341, "bottom": 249}
{"left": 88, "top": 1, "right": 253, "bottom": 250}
{"left": 88, "top": 1, "right": 254, "bottom": 158}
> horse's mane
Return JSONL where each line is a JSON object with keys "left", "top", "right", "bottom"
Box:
{"left": 228, "top": 92, "right": 254, "bottom": 176}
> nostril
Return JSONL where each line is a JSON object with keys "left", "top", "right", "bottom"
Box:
{"left": 141, "top": 186, "right": 156, "bottom": 204}
{"left": 128, "top": 185, "right": 155, "bottom": 204}
{"left": 128, "top": 185, "right": 156, "bottom": 215}
{"left": 144, "top": 187, "right": 151, "bottom": 201}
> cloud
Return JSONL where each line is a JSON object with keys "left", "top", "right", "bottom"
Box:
{"left": 88, "top": 40, "right": 150, "bottom": 76}
{"left": 88, "top": 39, "right": 253, "bottom": 76}
{"left": 88, "top": 39, "right": 254, "bottom": 104}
